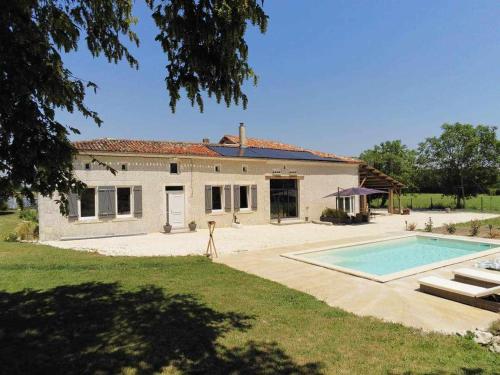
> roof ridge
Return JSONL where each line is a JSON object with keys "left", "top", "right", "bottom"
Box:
{"left": 73, "top": 138, "right": 204, "bottom": 146}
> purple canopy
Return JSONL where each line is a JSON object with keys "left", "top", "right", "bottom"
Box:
{"left": 324, "top": 187, "right": 387, "bottom": 198}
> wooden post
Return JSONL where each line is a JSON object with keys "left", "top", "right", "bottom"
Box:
{"left": 206, "top": 221, "right": 218, "bottom": 258}
{"left": 362, "top": 195, "right": 368, "bottom": 213}
{"left": 388, "top": 188, "right": 394, "bottom": 214}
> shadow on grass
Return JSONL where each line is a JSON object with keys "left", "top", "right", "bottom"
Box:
{"left": 0, "top": 283, "right": 321, "bottom": 374}
{"left": 0, "top": 210, "right": 15, "bottom": 216}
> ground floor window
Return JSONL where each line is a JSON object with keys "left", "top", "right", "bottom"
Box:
{"left": 338, "top": 196, "right": 355, "bottom": 214}
{"left": 212, "top": 186, "right": 222, "bottom": 210}
{"left": 240, "top": 186, "right": 249, "bottom": 209}
{"left": 117, "top": 187, "right": 131, "bottom": 215}
{"left": 80, "top": 188, "right": 96, "bottom": 218}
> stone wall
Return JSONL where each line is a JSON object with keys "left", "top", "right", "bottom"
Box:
{"left": 38, "top": 154, "right": 359, "bottom": 240}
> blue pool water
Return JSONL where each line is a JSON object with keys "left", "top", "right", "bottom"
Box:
{"left": 300, "top": 236, "right": 497, "bottom": 276}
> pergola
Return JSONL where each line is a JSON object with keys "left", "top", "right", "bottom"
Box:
{"left": 358, "top": 164, "right": 405, "bottom": 214}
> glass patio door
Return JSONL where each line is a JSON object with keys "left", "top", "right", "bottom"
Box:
{"left": 270, "top": 179, "right": 298, "bottom": 219}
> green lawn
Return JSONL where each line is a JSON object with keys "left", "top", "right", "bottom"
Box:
{"left": 0, "top": 212, "right": 498, "bottom": 374}
{"left": 370, "top": 193, "right": 500, "bottom": 212}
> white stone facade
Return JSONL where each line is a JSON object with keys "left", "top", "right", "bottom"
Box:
{"left": 38, "top": 153, "right": 359, "bottom": 240}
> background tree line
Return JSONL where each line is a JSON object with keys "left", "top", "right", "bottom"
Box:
{"left": 359, "top": 123, "right": 500, "bottom": 208}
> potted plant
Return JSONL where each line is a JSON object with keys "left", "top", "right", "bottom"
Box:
{"left": 164, "top": 217, "right": 172, "bottom": 233}
{"left": 164, "top": 223, "right": 172, "bottom": 233}
{"left": 232, "top": 214, "right": 242, "bottom": 228}
{"left": 188, "top": 220, "right": 197, "bottom": 231}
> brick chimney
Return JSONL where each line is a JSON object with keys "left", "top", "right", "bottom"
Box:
{"left": 202, "top": 138, "right": 210, "bottom": 144}
{"left": 239, "top": 122, "right": 247, "bottom": 148}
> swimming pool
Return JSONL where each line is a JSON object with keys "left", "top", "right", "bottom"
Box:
{"left": 282, "top": 235, "right": 500, "bottom": 282}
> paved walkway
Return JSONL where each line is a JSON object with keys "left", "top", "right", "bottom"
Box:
{"left": 44, "top": 211, "right": 498, "bottom": 256}
{"left": 215, "top": 234, "right": 500, "bottom": 334}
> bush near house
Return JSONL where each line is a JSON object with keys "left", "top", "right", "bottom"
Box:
{"left": 19, "top": 208, "right": 38, "bottom": 222}
{"left": 320, "top": 208, "right": 350, "bottom": 224}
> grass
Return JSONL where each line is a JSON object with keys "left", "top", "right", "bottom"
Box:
{"left": 0, "top": 212, "right": 498, "bottom": 374}
{"left": 370, "top": 193, "right": 500, "bottom": 212}
{"left": 0, "top": 210, "right": 19, "bottom": 237}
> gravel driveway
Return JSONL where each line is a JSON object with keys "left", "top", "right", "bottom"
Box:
{"left": 43, "top": 211, "right": 499, "bottom": 256}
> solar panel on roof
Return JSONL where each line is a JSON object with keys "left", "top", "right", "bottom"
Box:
{"left": 207, "top": 146, "right": 342, "bottom": 162}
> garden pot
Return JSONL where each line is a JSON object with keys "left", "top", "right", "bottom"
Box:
{"left": 188, "top": 223, "right": 197, "bottom": 231}
{"left": 164, "top": 224, "right": 172, "bottom": 233}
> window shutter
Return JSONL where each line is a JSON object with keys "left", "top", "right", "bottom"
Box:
{"left": 133, "top": 186, "right": 142, "bottom": 218}
{"left": 251, "top": 184, "right": 257, "bottom": 210}
{"left": 233, "top": 185, "right": 240, "bottom": 211}
{"left": 98, "top": 186, "right": 116, "bottom": 219}
{"left": 68, "top": 192, "right": 78, "bottom": 218}
{"left": 205, "top": 185, "right": 212, "bottom": 213}
{"left": 224, "top": 185, "right": 231, "bottom": 212}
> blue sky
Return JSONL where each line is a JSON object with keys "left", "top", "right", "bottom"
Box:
{"left": 60, "top": 0, "right": 500, "bottom": 156}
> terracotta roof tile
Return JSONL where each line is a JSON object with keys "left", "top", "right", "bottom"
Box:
{"left": 219, "top": 135, "right": 305, "bottom": 151}
{"left": 73, "top": 139, "right": 220, "bottom": 157}
{"left": 72, "top": 135, "right": 360, "bottom": 163}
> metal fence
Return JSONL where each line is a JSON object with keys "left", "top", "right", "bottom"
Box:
{"left": 370, "top": 194, "right": 500, "bottom": 212}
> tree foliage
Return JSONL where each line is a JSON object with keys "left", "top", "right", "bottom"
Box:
{"left": 359, "top": 140, "right": 417, "bottom": 190}
{"left": 0, "top": 0, "right": 267, "bottom": 213}
{"left": 416, "top": 123, "right": 499, "bottom": 207}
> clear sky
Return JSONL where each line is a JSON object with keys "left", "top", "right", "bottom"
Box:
{"left": 60, "top": 0, "right": 500, "bottom": 156}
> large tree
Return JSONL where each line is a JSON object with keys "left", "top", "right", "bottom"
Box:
{"left": 416, "top": 123, "right": 499, "bottom": 208}
{"left": 359, "top": 140, "right": 417, "bottom": 190}
{"left": 0, "top": 0, "right": 267, "bottom": 213}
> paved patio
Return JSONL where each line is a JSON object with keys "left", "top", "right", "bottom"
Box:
{"left": 215, "top": 233, "right": 500, "bottom": 334}
{"left": 44, "top": 211, "right": 498, "bottom": 256}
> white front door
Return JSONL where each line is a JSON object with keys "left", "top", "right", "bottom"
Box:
{"left": 167, "top": 192, "right": 185, "bottom": 228}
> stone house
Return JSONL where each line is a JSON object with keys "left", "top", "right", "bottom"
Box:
{"left": 38, "top": 124, "right": 401, "bottom": 241}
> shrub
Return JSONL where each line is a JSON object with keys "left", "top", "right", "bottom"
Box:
{"left": 424, "top": 217, "right": 433, "bottom": 232}
{"left": 407, "top": 222, "right": 417, "bottom": 231}
{"left": 469, "top": 219, "right": 481, "bottom": 236}
{"left": 321, "top": 208, "right": 348, "bottom": 220}
{"left": 3, "top": 232, "right": 18, "bottom": 242}
{"left": 488, "top": 320, "right": 500, "bottom": 335}
{"left": 443, "top": 223, "right": 456, "bottom": 234}
{"left": 488, "top": 224, "right": 498, "bottom": 239}
{"left": 15, "top": 221, "right": 38, "bottom": 241}
{"left": 19, "top": 208, "right": 38, "bottom": 223}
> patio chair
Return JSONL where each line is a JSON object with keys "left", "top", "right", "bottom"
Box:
{"left": 452, "top": 268, "right": 500, "bottom": 288}
{"left": 418, "top": 276, "right": 500, "bottom": 312}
